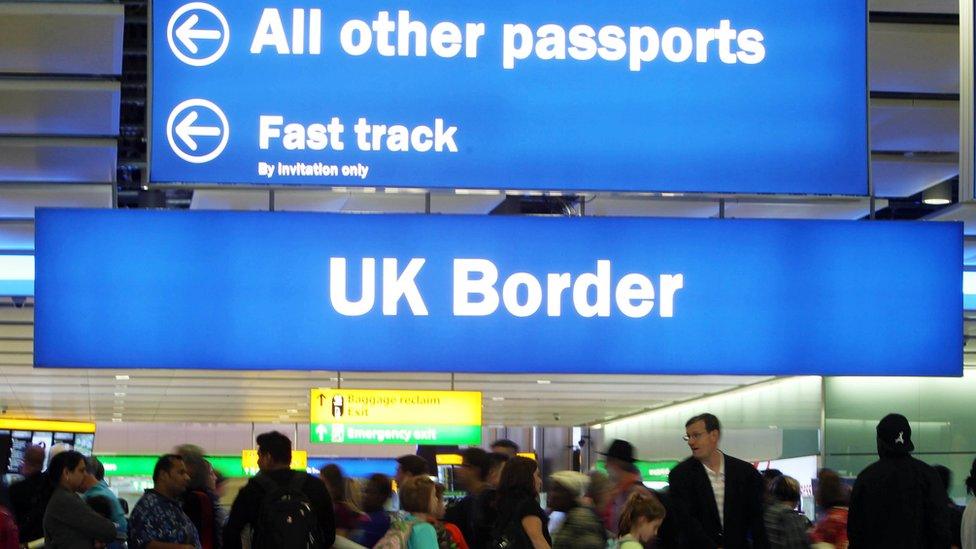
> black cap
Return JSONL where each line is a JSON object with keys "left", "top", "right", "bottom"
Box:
{"left": 396, "top": 454, "right": 431, "bottom": 476}
{"left": 877, "top": 413, "right": 914, "bottom": 454}
{"left": 599, "top": 439, "right": 637, "bottom": 463}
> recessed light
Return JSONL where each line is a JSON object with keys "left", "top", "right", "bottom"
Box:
{"left": 115, "top": 375, "right": 130, "bottom": 381}
{"left": 114, "top": 392, "right": 126, "bottom": 397}
{"left": 923, "top": 198, "right": 951, "bottom": 206}
{"left": 111, "top": 418, "right": 123, "bottom": 423}
{"left": 591, "top": 424, "right": 604, "bottom": 430}
{"left": 491, "top": 397, "right": 505, "bottom": 402}
{"left": 536, "top": 380, "right": 551, "bottom": 385}
{"left": 287, "top": 409, "right": 299, "bottom": 414}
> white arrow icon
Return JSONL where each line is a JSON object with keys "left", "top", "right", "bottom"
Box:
{"left": 166, "top": 98, "right": 229, "bottom": 164}
{"left": 167, "top": 3, "right": 230, "bottom": 67}
{"left": 175, "top": 110, "right": 221, "bottom": 151}
{"left": 316, "top": 424, "right": 327, "bottom": 442}
{"left": 175, "top": 14, "right": 222, "bottom": 54}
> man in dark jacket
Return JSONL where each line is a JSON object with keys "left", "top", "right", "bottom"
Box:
{"left": 8, "top": 445, "right": 48, "bottom": 544}
{"left": 848, "top": 413, "right": 950, "bottom": 549}
{"left": 666, "top": 413, "right": 768, "bottom": 549}
{"left": 223, "top": 431, "right": 335, "bottom": 549}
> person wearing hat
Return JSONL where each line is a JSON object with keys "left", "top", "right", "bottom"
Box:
{"left": 666, "top": 413, "right": 767, "bottom": 549}
{"left": 600, "top": 439, "right": 673, "bottom": 547}
{"left": 848, "top": 413, "right": 950, "bottom": 549}
{"left": 548, "top": 472, "right": 606, "bottom": 549}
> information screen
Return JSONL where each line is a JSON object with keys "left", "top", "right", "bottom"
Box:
{"left": 150, "top": 0, "right": 868, "bottom": 194}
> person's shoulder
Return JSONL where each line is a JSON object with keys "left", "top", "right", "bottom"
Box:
{"left": 722, "top": 453, "right": 755, "bottom": 472}
{"left": 670, "top": 456, "right": 700, "bottom": 474}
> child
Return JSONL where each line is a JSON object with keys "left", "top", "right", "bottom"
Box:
{"left": 616, "top": 491, "right": 666, "bottom": 549}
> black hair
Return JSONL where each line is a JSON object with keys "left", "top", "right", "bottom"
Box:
{"left": 488, "top": 452, "right": 510, "bottom": 470}
{"left": 462, "top": 447, "right": 492, "bottom": 481}
{"left": 933, "top": 465, "right": 952, "bottom": 493}
{"left": 685, "top": 413, "right": 721, "bottom": 433}
{"left": 48, "top": 451, "right": 85, "bottom": 487}
{"left": 497, "top": 456, "right": 539, "bottom": 501}
{"left": 255, "top": 431, "right": 292, "bottom": 465}
{"left": 153, "top": 454, "right": 184, "bottom": 483}
{"left": 320, "top": 464, "right": 347, "bottom": 502}
{"left": 396, "top": 454, "right": 430, "bottom": 477}
{"left": 967, "top": 457, "right": 976, "bottom": 497}
{"left": 367, "top": 473, "right": 393, "bottom": 499}
{"left": 87, "top": 456, "right": 106, "bottom": 482}
{"left": 491, "top": 439, "right": 520, "bottom": 453}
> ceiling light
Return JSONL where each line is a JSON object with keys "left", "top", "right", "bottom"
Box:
{"left": 329, "top": 377, "right": 344, "bottom": 382}
{"left": 491, "top": 397, "right": 505, "bottom": 402}
{"left": 115, "top": 375, "right": 130, "bottom": 381}
{"left": 287, "top": 409, "right": 299, "bottom": 414}
{"left": 922, "top": 180, "right": 953, "bottom": 206}
{"left": 536, "top": 380, "right": 551, "bottom": 385}
{"left": 591, "top": 424, "right": 604, "bottom": 430}
{"left": 114, "top": 392, "right": 126, "bottom": 397}
{"left": 112, "top": 413, "right": 123, "bottom": 418}
{"left": 111, "top": 418, "right": 123, "bottom": 423}
{"left": 278, "top": 414, "right": 291, "bottom": 419}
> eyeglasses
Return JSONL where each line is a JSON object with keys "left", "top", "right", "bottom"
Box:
{"left": 683, "top": 432, "right": 710, "bottom": 442}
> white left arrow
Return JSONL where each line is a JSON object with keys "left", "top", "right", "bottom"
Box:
{"left": 176, "top": 14, "right": 222, "bottom": 54}
{"left": 174, "top": 110, "right": 221, "bottom": 151}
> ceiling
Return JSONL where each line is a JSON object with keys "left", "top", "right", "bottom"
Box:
{"left": 0, "top": 302, "right": 768, "bottom": 425}
{"left": 0, "top": 0, "right": 970, "bottom": 428}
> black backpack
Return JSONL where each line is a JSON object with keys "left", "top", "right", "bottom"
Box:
{"left": 252, "top": 471, "right": 325, "bottom": 549}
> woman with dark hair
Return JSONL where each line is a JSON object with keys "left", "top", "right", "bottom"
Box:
{"left": 42, "top": 450, "right": 118, "bottom": 548}
{"left": 320, "top": 464, "right": 364, "bottom": 538}
{"left": 810, "top": 468, "right": 849, "bottom": 549}
{"left": 490, "top": 456, "right": 550, "bottom": 549}
{"left": 962, "top": 458, "right": 976, "bottom": 549}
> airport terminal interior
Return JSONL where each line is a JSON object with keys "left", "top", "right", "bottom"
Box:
{"left": 2, "top": 0, "right": 976, "bottom": 548}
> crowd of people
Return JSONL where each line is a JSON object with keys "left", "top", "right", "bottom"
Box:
{"left": 0, "top": 411, "right": 973, "bottom": 548}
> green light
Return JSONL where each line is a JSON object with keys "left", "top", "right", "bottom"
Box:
{"left": 310, "top": 423, "right": 482, "bottom": 446}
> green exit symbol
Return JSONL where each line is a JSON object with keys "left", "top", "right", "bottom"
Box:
{"left": 315, "top": 424, "right": 328, "bottom": 442}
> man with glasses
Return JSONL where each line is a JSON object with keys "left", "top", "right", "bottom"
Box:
{"left": 667, "top": 413, "right": 767, "bottom": 549}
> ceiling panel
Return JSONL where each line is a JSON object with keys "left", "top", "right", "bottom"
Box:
{"left": 869, "top": 24, "right": 958, "bottom": 94}
{"left": 0, "top": 304, "right": 769, "bottom": 426}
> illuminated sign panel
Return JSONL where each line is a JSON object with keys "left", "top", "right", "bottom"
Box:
{"left": 150, "top": 1, "right": 867, "bottom": 194}
{"left": 35, "top": 209, "right": 961, "bottom": 376}
{"left": 310, "top": 389, "right": 482, "bottom": 446}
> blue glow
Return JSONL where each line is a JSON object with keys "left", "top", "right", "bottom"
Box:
{"left": 0, "top": 255, "right": 34, "bottom": 296}
{"left": 307, "top": 458, "right": 397, "bottom": 479}
{"left": 150, "top": 0, "right": 868, "bottom": 194}
{"left": 34, "top": 210, "right": 961, "bottom": 376}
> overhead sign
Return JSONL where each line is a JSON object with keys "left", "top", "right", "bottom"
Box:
{"left": 34, "top": 209, "right": 961, "bottom": 376}
{"left": 150, "top": 0, "right": 868, "bottom": 194}
{"left": 310, "top": 389, "right": 482, "bottom": 446}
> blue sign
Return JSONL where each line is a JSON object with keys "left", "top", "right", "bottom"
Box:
{"left": 150, "top": 1, "right": 868, "bottom": 194}
{"left": 35, "top": 210, "right": 960, "bottom": 376}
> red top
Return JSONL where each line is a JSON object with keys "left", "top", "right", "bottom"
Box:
{"left": 810, "top": 506, "right": 849, "bottom": 547}
{"left": 0, "top": 506, "right": 20, "bottom": 549}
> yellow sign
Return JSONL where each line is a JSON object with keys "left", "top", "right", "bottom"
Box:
{"left": 241, "top": 450, "right": 308, "bottom": 472}
{"left": 436, "top": 454, "right": 464, "bottom": 466}
{"left": 0, "top": 419, "right": 96, "bottom": 433}
{"left": 310, "top": 389, "right": 482, "bottom": 426}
